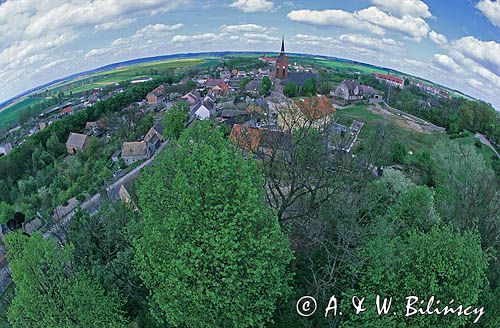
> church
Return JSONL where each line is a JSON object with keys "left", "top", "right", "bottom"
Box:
{"left": 274, "top": 37, "right": 318, "bottom": 88}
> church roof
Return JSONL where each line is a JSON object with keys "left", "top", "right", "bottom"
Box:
{"left": 286, "top": 72, "right": 319, "bottom": 86}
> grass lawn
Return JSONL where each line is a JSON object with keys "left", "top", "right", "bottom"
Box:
{"left": 0, "top": 97, "right": 47, "bottom": 128}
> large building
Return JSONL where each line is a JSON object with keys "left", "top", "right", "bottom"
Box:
{"left": 275, "top": 36, "right": 288, "bottom": 79}
{"left": 275, "top": 37, "right": 318, "bottom": 88}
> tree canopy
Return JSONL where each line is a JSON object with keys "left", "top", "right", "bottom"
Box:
{"left": 131, "top": 121, "right": 292, "bottom": 327}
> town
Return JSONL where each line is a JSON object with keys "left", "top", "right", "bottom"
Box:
{"left": 0, "top": 37, "right": 498, "bottom": 328}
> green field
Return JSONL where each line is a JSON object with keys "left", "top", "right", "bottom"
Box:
{"left": 48, "top": 58, "right": 208, "bottom": 94}
{"left": 0, "top": 98, "right": 47, "bottom": 128}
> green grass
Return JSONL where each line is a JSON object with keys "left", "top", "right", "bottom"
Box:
{"left": 0, "top": 98, "right": 47, "bottom": 128}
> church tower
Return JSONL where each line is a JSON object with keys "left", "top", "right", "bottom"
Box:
{"left": 275, "top": 36, "right": 288, "bottom": 79}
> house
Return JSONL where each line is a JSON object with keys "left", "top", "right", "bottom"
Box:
{"left": 144, "top": 122, "right": 165, "bottom": 149}
{"left": 182, "top": 92, "right": 199, "bottom": 106}
{"left": 146, "top": 85, "right": 166, "bottom": 104}
{"left": 190, "top": 102, "right": 211, "bottom": 120}
{"left": 333, "top": 80, "right": 363, "bottom": 101}
{"left": 61, "top": 104, "right": 73, "bottom": 115}
{"left": 230, "top": 124, "right": 291, "bottom": 153}
{"left": 375, "top": 73, "right": 405, "bottom": 88}
{"left": 39, "top": 122, "right": 47, "bottom": 130}
{"left": 0, "top": 143, "right": 12, "bottom": 156}
{"left": 278, "top": 95, "right": 336, "bottom": 130}
{"left": 210, "top": 81, "right": 230, "bottom": 97}
{"left": 245, "top": 80, "right": 261, "bottom": 95}
{"left": 121, "top": 141, "right": 151, "bottom": 166}
{"left": 66, "top": 133, "right": 89, "bottom": 154}
{"left": 23, "top": 217, "right": 42, "bottom": 235}
{"left": 85, "top": 121, "right": 98, "bottom": 130}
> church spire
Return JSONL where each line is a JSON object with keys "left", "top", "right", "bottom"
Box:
{"left": 280, "top": 35, "right": 285, "bottom": 54}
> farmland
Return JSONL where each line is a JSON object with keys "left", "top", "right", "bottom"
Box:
{"left": 0, "top": 98, "right": 47, "bottom": 128}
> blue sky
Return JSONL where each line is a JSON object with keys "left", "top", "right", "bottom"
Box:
{"left": 0, "top": 0, "right": 499, "bottom": 109}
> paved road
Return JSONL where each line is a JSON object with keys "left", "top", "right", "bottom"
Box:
{"left": 476, "top": 133, "right": 500, "bottom": 159}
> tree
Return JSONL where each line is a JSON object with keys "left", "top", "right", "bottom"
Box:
{"left": 343, "top": 225, "right": 488, "bottom": 328}
{"left": 5, "top": 232, "right": 127, "bottom": 327}
{"left": 0, "top": 202, "right": 14, "bottom": 224}
{"left": 69, "top": 203, "right": 147, "bottom": 320}
{"left": 302, "top": 78, "right": 317, "bottom": 96}
{"left": 431, "top": 140, "right": 499, "bottom": 247}
{"left": 283, "top": 82, "right": 297, "bottom": 98}
{"left": 162, "top": 102, "right": 189, "bottom": 140}
{"left": 260, "top": 76, "right": 272, "bottom": 95}
{"left": 131, "top": 121, "right": 292, "bottom": 327}
{"left": 239, "top": 77, "right": 252, "bottom": 90}
{"left": 389, "top": 141, "right": 408, "bottom": 164}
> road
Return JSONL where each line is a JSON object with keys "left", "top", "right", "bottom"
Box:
{"left": 476, "top": 133, "right": 500, "bottom": 159}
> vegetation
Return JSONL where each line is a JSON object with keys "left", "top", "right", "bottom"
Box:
{"left": 260, "top": 76, "right": 272, "bottom": 95}
{"left": 0, "top": 55, "right": 498, "bottom": 328}
{"left": 283, "top": 82, "right": 297, "bottom": 97}
{"left": 162, "top": 101, "right": 189, "bottom": 140}
{"left": 132, "top": 122, "right": 292, "bottom": 327}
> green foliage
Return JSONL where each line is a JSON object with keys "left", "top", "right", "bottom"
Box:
{"left": 343, "top": 225, "right": 488, "bottom": 328}
{"left": 239, "top": 77, "right": 252, "bottom": 90}
{"left": 389, "top": 141, "right": 409, "bottom": 164}
{"left": 260, "top": 76, "right": 272, "bottom": 95}
{"left": 283, "top": 82, "right": 297, "bottom": 98}
{"left": 0, "top": 202, "right": 15, "bottom": 224}
{"left": 132, "top": 121, "right": 293, "bottom": 327}
{"left": 301, "top": 78, "right": 317, "bottom": 96}
{"left": 69, "top": 203, "right": 146, "bottom": 319}
{"left": 162, "top": 102, "right": 189, "bottom": 140}
{"left": 432, "top": 140, "right": 498, "bottom": 247}
{"left": 5, "top": 232, "right": 127, "bottom": 327}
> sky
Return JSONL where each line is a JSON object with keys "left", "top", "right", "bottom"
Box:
{"left": 0, "top": 0, "right": 499, "bottom": 109}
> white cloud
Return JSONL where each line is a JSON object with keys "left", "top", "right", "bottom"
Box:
{"left": 111, "top": 38, "right": 130, "bottom": 46}
{"left": 371, "top": 0, "right": 432, "bottom": 18}
{"left": 219, "top": 24, "right": 271, "bottom": 33}
{"left": 171, "top": 33, "right": 220, "bottom": 43}
{"left": 287, "top": 9, "right": 385, "bottom": 35}
{"left": 339, "top": 34, "right": 401, "bottom": 51}
{"left": 356, "top": 6, "right": 430, "bottom": 41}
{"left": 429, "top": 30, "right": 448, "bottom": 45}
{"left": 476, "top": 0, "right": 500, "bottom": 27}
{"left": 287, "top": 6, "right": 430, "bottom": 40}
{"left": 94, "top": 18, "right": 136, "bottom": 31}
{"left": 451, "top": 36, "right": 500, "bottom": 75}
{"left": 433, "top": 54, "right": 463, "bottom": 73}
{"left": 134, "top": 23, "right": 184, "bottom": 38}
{"left": 467, "top": 78, "right": 485, "bottom": 90}
{"left": 229, "top": 0, "right": 274, "bottom": 13}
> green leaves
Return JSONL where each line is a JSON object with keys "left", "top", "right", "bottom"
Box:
{"left": 132, "top": 121, "right": 293, "bottom": 327}
{"left": 5, "top": 233, "right": 128, "bottom": 328}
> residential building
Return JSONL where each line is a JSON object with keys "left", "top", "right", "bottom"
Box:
{"left": 146, "top": 84, "right": 166, "bottom": 104}
{"left": 334, "top": 80, "right": 363, "bottom": 101}
{"left": 144, "top": 122, "right": 165, "bottom": 149}
{"left": 66, "top": 133, "right": 89, "bottom": 154}
{"left": 0, "top": 143, "right": 12, "bottom": 156}
{"left": 278, "top": 95, "right": 336, "bottom": 130}
{"left": 121, "top": 141, "right": 151, "bottom": 166}
{"left": 375, "top": 73, "right": 405, "bottom": 88}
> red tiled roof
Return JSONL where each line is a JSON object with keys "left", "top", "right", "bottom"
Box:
{"left": 294, "top": 95, "right": 336, "bottom": 121}
{"left": 376, "top": 73, "right": 404, "bottom": 85}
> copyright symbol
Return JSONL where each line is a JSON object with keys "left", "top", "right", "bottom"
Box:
{"left": 296, "top": 296, "right": 317, "bottom": 317}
